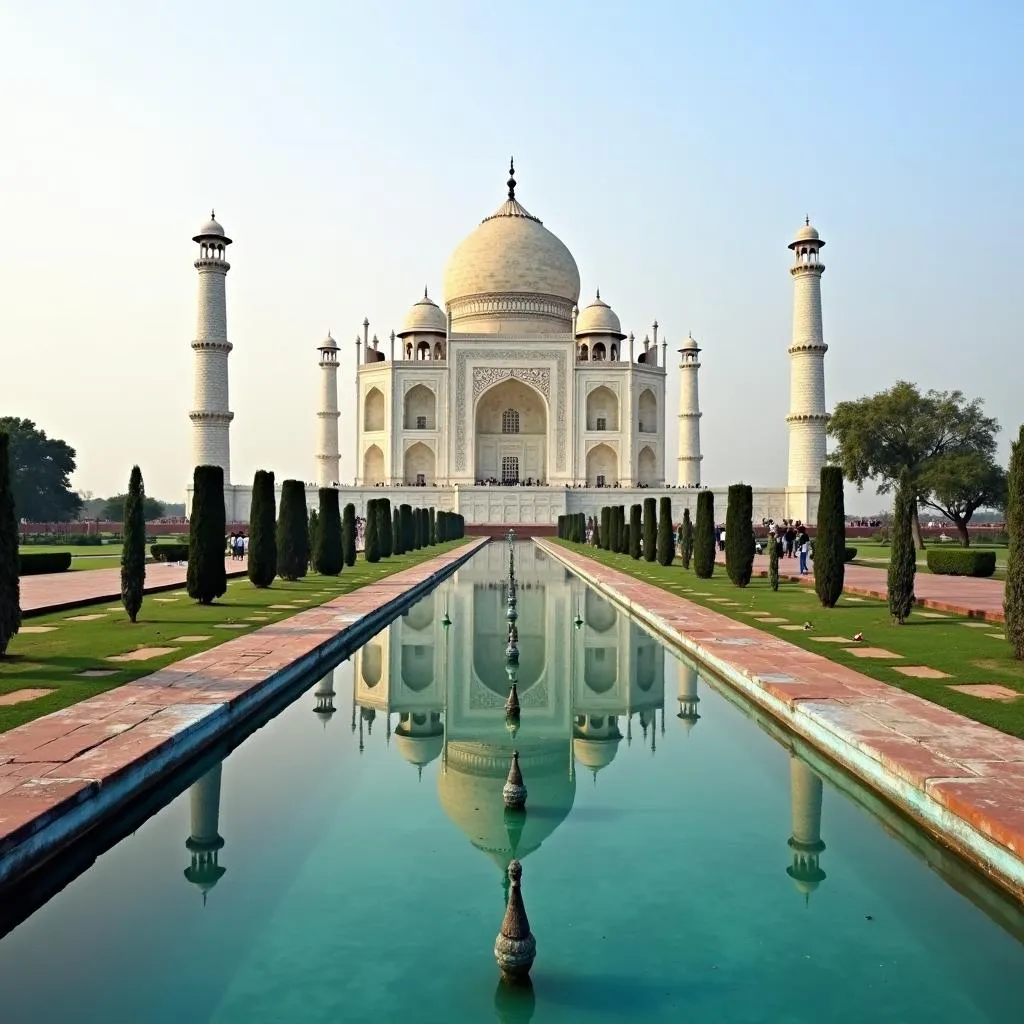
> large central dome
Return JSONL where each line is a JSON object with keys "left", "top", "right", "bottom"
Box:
{"left": 443, "top": 162, "right": 581, "bottom": 335}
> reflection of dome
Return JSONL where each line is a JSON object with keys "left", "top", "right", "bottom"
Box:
{"left": 438, "top": 741, "right": 576, "bottom": 871}
{"left": 443, "top": 164, "right": 580, "bottom": 333}
{"left": 572, "top": 737, "right": 620, "bottom": 772}
{"left": 397, "top": 290, "right": 447, "bottom": 338}
{"left": 394, "top": 731, "right": 444, "bottom": 770}
{"left": 576, "top": 291, "right": 625, "bottom": 340}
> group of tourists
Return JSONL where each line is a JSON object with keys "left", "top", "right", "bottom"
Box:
{"left": 765, "top": 519, "right": 812, "bottom": 574}
{"left": 227, "top": 532, "right": 248, "bottom": 560}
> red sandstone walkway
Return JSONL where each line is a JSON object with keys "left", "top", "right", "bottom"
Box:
{"left": 717, "top": 551, "right": 1006, "bottom": 622}
{"left": 21, "top": 559, "right": 244, "bottom": 616}
{"left": 543, "top": 541, "right": 1024, "bottom": 899}
{"left": 0, "top": 540, "right": 485, "bottom": 885}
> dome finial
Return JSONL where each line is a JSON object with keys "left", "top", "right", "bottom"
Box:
{"left": 210, "top": 208, "right": 215, "bottom": 219}
{"left": 805, "top": 214, "right": 810, "bottom": 226}
{"left": 596, "top": 287, "right": 601, "bottom": 300}
{"left": 424, "top": 284, "right": 428, "bottom": 299}
{"left": 507, "top": 157, "right": 516, "bottom": 200}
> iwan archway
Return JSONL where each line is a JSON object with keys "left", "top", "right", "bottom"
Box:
{"left": 473, "top": 378, "right": 548, "bottom": 485}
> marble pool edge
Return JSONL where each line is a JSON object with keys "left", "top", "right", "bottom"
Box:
{"left": 0, "top": 538, "right": 488, "bottom": 890}
{"left": 536, "top": 539, "right": 1024, "bottom": 904}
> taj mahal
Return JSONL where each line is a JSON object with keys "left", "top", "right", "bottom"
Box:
{"left": 186, "top": 161, "right": 830, "bottom": 525}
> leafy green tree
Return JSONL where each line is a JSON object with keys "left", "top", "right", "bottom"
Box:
{"left": 313, "top": 488, "right": 343, "bottom": 575}
{"left": 679, "top": 509, "right": 693, "bottom": 569}
{"left": 1005, "top": 426, "right": 1024, "bottom": 659}
{"left": 693, "top": 491, "right": 715, "bottom": 578}
{"left": 248, "top": 470, "right": 277, "bottom": 586}
{"left": 120, "top": 465, "right": 147, "bottom": 622}
{"left": 377, "top": 498, "right": 393, "bottom": 558}
{"left": 768, "top": 534, "right": 780, "bottom": 591}
{"left": 814, "top": 466, "right": 846, "bottom": 607}
{"left": 629, "top": 504, "right": 642, "bottom": 559}
{"left": 725, "top": 484, "right": 754, "bottom": 587}
{"left": 0, "top": 432, "right": 22, "bottom": 655}
{"left": 186, "top": 465, "right": 227, "bottom": 605}
{"left": 919, "top": 455, "right": 1007, "bottom": 547}
{"left": 0, "top": 417, "right": 83, "bottom": 521}
{"left": 102, "top": 493, "right": 165, "bottom": 522}
{"left": 829, "top": 382, "right": 999, "bottom": 549}
{"left": 888, "top": 468, "right": 916, "bottom": 624}
{"left": 277, "top": 480, "right": 309, "bottom": 580}
{"left": 642, "top": 497, "right": 657, "bottom": 562}
{"left": 364, "top": 499, "right": 380, "bottom": 562}
{"left": 656, "top": 497, "right": 674, "bottom": 566}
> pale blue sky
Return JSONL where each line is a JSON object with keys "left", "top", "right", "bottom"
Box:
{"left": 0, "top": 1, "right": 1020, "bottom": 511}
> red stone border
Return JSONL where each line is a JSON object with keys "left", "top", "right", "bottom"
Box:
{"left": 0, "top": 540, "right": 487, "bottom": 889}
{"left": 540, "top": 541, "right": 1024, "bottom": 901}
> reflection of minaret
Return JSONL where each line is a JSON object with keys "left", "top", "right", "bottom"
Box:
{"left": 313, "top": 670, "right": 336, "bottom": 725}
{"left": 572, "top": 714, "right": 622, "bottom": 785}
{"left": 676, "top": 663, "right": 701, "bottom": 732}
{"left": 184, "top": 762, "right": 226, "bottom": 904}
{"left": 786, "top": 756, "right": 826, "bottom": 902}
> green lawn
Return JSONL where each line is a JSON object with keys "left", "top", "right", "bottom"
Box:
{"left": 554, "top": 540, "right": 1024, "bottom": 739}
{"left": 0, "top": 540, "right": 469, "bottom": 734}
{"left": 19, "top": 537, "right": 188, "bottom": 557}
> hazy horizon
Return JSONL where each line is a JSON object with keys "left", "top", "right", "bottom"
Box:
{"left": 1, "top": 1, "right": 1020, "bottom": 517}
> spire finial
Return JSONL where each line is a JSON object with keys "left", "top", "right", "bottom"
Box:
{"left": 507, "top": 157, "right": 516, "bottom": 200}
{"left": 210, "top": 208, "right": 215, "bottom": 219}
{"left": 494, "top": 859, "right": 536, "bottom": 982}
{"left": 596, "top": 287, "right": 601, "bottom": 300}
{"left": 424, "top": 284, "right": 428, "bottom": 299}
{"left": 805, "top": 214, "right": 810, "bottom": 226}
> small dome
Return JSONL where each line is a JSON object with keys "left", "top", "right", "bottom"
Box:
{"left": 394, "top": 731, "right": 443, "bottom": 769}
{"left": 576, "top": 291, "right": 626, "bottom": 340}
{"left": 397, "top": 290, "right": 447, "bottom": 338}
{"left": 680, "top": 333, "right": 699, "bottom": 351}
{"left": 572, "top": 736, "right": 621, "bottom": 772}
{"left": 319, "top": 331, "right": 338, "bottom": 350}
{"left": 790, "top": 217, "right": 823, "bottom": 247}
{"left": 193, "top": 210, "right": 230, "bottom": 243}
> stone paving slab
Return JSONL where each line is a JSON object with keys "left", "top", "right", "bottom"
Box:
{"left": 723, "top": 551, "right": 1005, "bottom": 622}
{"left": 540, "top": 541, "right": 1024, "bottom": 900}
{"left": 0, "top": 540, "right": 486, "bottom": 885}
{"left": 20, "top": 559, "right": 246, "bottom": 617}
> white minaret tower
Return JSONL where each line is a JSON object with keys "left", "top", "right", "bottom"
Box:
{"left": 189, "top": 211, "right": 234, "bottom": 482}
{"left": 676, "top": 333, "right": 702, "bottom": 487}
{"left": 786, "top": 218, "right": 829, "bottom": 493}
{"left": 315, "top": 331, "right": 341, "bottom": 487}
{"left": 786, "top": 755, "right": 826, "bottom": 902}
{"left": 183, "top": 762, "right": 227, "bottom": 903}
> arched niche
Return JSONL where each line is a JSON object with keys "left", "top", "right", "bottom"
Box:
{"left": 401, "top": 644, "right": 433, "bottom": 691}
{"left": 586, "top": 385, "right": 619, "bottom": 431}
{"left": 364, "top": 387, "right": 385, "bottom": 431}
{"left": 585, "top": 590, "right": 617, "bottom": 633}
{"left": 585, "top": 443, "right": 618, "bottom": 487}
{"left": 404, "top": 592, "right": 435, "bottom": 631}
{"left": 363, "top": 444, "right": 384, "bottom": 486}
{"left": 474, "top": 378, "right": 548, "bottom": 485}
{"left": 404, "top": 441, "right": 436, "bottom": 486}
{"left": 404, "top": 384, "right": 436, "bottom": 429}
{"left": 584, "top": 647, "right": 618, "bottom": 693}
{"left": 637, "top": 445, "right": 656, "bottom": 486}
{"left": 638, "top": 389, "right": 657, "bottom": 433}
{"left": 362, "top": 643, "right": 383, "bottom": 686}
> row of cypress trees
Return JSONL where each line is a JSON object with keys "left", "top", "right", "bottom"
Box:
{"left": 591, "top": 497, "right": 676, "bottom": 566}
{"left": 557, "top": 513, "right": 587, "bottom": 542}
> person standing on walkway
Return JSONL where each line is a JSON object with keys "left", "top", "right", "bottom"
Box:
{"left": 797, "top": 527, "right": 810, "bottom": 574}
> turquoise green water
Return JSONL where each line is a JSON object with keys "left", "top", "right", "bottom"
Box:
{"left": 0, "top": 541, "right": 1022, "bottom": 1022}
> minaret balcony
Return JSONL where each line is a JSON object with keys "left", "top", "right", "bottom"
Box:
{"left": 193, "top": 257, "right": 231, "bottom": 270}
{"left": 785, "top": 412, "right": 831, "bottom": 424}
{"left": 191, "top": 339, "right": 233, "bottom": 353}
{"left": 189, "top": 410, "right": 234, "bottom": 424}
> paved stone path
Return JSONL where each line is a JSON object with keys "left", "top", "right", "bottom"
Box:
{"left": 0, "top": 540, "right": 485, "bottom": 885}
{"left": 544, "top": 541, "right": 1024, "bottom": 899}
{"left": 20, "top": 559, "right": 245, "bottom": 616}
{"left": 718, "top": 551, "right": 1005, "bottom": 622}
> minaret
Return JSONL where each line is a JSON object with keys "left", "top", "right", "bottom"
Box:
{"left": 786, "top": 218, "right": 829, "bottom": 492}
{"left": 676, "top": 334, "right": 702, "bottom": 487}
{"left": 189, "top": 211, "right": 234, "bottom": 481}
{"left": 676, "top": 662, "right": 701, "bottom": 732}
{"left": 786, "top": 755, "right": 826, "bottom": 902}
{"left": 183, "top": 762, "right": 227, "bottom": 903}
{"left": 313, "top": 669, "right": 336, "bottom": 722}
{"left": 315, "top": 332, "right": 341, "bottom": 487}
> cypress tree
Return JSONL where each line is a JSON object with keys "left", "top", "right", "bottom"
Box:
{"left": 0, "top": 431, "right": 21, "bottom": 656}
{"left": 1006, "top": 426, "right": 1024, "bottom": 658}
{"left": 277, "top": 480, "right": 310, "bottom": 580}
{"left": 307, "top": 508, "right": 320, "bottom": 568}
{"left": 187, "top": 464, "right": 228, "bottom": 605}
{"left": 378, "top": 498, "right": 393, "bottom": 558}
{"left": 436, "top": 510, "right": 447, "bottom": 542}
{"left": 694, "top": 491, "right": 716, "bottom": 579}
{"left": 888, "top": 468, "right": 916, "bottom": 624}
{"left": 617, "top": 505, "right": 628, "bottom": 554}
{"left": 393, "top": 506, "right": 404, "bottom": 555}
{"left": 313, "top": 488, "right": 343, "bottom": 575}
{"left": 725, "top": 484, "right": 754, "bottom": 587}
{"left": 429, "top": 507, "right": 437, "bottom": 545}
{"left": 578, "top": 513, "right": 586, "bottom": 543}
{"left": 400, "top": 504, "right": 414, "bottom": 551}
{"left": 592, "top": 514, "right": 601, "bottom": 547}
{"left": 342, "top": 502, "right": 357, "bottom": 567}
{"left": 814, "top": 465, "right": 846, "bottom": 608}
{"left": 680, "top": 508, "right": 694, "bottom": 570}
{"left": 558, "top": 515, "right": 566, "bottom": 539}
{"left": 364, "top": 499, "right": 380, "bottom": 563}
{"left": 120, "top": 464, "right": 147, "bottom": 622}
{"left": 768, "top": 533, "right": 780, "bottom": 591}
{"left": 629, "top": 504, "right": 642, "bottom": 559}
{"left": 248, "top": 470, "right": 277, "bottom": 586}
{"left": 657, "top": 496, "right": 674, "bottom": 566}
{"left": 642, "top": 497, "right": 657, "bottom": 562}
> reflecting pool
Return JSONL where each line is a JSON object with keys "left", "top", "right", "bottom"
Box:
{"left": 0, "top": 542, "right": 1023, "bottom": 1023}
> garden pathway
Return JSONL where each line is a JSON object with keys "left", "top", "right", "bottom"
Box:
{"left": 21, "top": 559, "right": 245, "bottom": 616}
{"left": 544, "top": 540, "right": 1024, "bottom": 899}
{"left": 717, "top": 550, "right": 1006, "bottom": 622}
{"left": 0, "top": 539, "right": 485, "bottom": 886}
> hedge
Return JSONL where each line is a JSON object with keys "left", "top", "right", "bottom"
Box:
{"left": 19, "top": 551, "right": 72, "bottom": 575}
{"left": 151, "top": 542, "right": 189, "bottom": 562}
{"left": 844, "top": 547, "right": 858, "bottom": 563}
{"left": 926, "top": 549, "right": 997, "bottom": 578}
